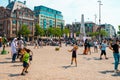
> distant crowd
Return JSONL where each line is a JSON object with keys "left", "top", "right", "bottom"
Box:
{"left": 0, "top": 37, "right": 120, "bottom": 74}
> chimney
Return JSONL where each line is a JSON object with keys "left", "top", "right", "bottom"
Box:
{"left": 8, "top": 0, "right": 11, "bottom": 4}
{"left": 24, "top": 1, "right": 26, "bottom": 5}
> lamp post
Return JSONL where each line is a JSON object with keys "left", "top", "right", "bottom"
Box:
{"left": 94, "top": 14, "right": 97, "bottom": 24}
{"left": 74, "top": 19, "right": 77, "bottom": 38}
{"left": 98, "top": 0, "right": 103, "bottom": 25}
{"left": 97, "top": 0, "right": 103, "bottom": 41}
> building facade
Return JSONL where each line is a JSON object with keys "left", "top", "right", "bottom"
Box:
{"left": 65, "top": 21, "right": 98, "bottom": 37}
{"left": 99, "top": 24, "right": 116, "bottom": 38}
{"left": 34, "top": 5, "right": 64, "bottom": 29}
{"left": 0, "top": 0, "right": 35, "bottom": 39}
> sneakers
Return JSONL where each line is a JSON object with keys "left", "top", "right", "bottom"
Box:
{"left": 105, "top": 58, "right": 108, "bottom": 60}
{"left": 114, "top": 69, "right": 120, "bottom": 73}
{"left": 100, "top": 58, "right": 108, "bottom": 60}
{"left": 71, "top": 62, "right": 73, "bottom": 65}
{"left": 21, "top": 73, "right": 25, "bottom": 75}
{"left": 21, "top": 71, "right": 28, "bottom": 75}
{"left": 100, "top": 58, "right": 102, "bottom": 60}
{"left": 25, "top": 71, "right": 28, "bottom": 73}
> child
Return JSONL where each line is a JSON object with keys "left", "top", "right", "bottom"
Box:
{"left": 20, "top": 49, "right": 30, "bottom": 75}
{"left": 68, "top": 44, "right": 78, "bottom": 67}
{"left": 24, "top": 48, "right": 33, "bottom": 62}
{"left": 99, "top": 40, "right": 108, "bottom": 60}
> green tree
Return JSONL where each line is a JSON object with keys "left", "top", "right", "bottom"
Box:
{"left": 53, "top": 27, "right": 62, "bottom": 37}
{"left": 18, "top": 24, "right": 30, "bottom": 37}
{"left": 34, "top": 24, "right": 44, "bottom": 37}
{"left": 87, "top": 32, "right": 99, "bottom": 37}
{"left": 46, "top": 27, "right": 54, "bottom": 37}
{"left": 76, "top": 31, "right": 80, "bottom": 37}
{"left": 117, "top": 25, "right": 120, "bottom": 35}
{"left": 99, "top": 29, "right": 108, "bottom": 36}
{"left": 63, "top": 28, "right": 70, "bottom": 35}
{"left": 99, "top": 29, "right": 108, "bottom": 40}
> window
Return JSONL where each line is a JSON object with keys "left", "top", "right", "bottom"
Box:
{"left": 12, "top": 20, "right": 16, "bottom": 24}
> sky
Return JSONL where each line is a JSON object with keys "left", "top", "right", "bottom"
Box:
{"left": 0, "top": 0, "right": 120, "bottom": 31}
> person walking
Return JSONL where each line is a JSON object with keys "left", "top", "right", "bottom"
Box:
{"left": 0, "top": 37, "right": 2, "bottom": 51}
{"left": 34, "top": 39, "right": 39, "bottom": 49}
{"left": 87, "top": 40, "right": 92, "bottom": 55}
{"left": 109, "top": 40, "right": 120, "bottom": 73}
{"left": 20, "top": 49, "right": 30, "bottom": 75}
{"left": 68, "top": 44, "right": 78, "bottom": 67}
{"left": 83, "top": 39, "right": 88, "bottom": 55}
{"left": 17, "top": 37, "right": 24, "bottom": 59}
{"left": 94, "top": 40, "right": 98, "bottom": 53}
{"left": 99, "top": 40, "right": 108, "bottom": 60}
{"left": 11, "top": 38, "right": 18, "bottom": 63}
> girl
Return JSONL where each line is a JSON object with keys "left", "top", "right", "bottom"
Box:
{"left": 68, "top": 44, "right": 78, "bottom": 67}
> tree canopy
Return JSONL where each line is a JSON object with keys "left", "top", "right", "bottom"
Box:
{"left": 34, "top": 24, "right": 44, "bottom": 36}
{"left": 18, "top": 24, "right": 30, "bottom": 37}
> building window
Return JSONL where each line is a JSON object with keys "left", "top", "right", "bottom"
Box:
{"left": 12, "top": 31, "right": 16, "bottom": 34}
{"left": 12, "top": 20, "right": 16, "bottom": 24}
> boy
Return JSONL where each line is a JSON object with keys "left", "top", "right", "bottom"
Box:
{"left": 20, "top": 49, "right": 30, "bottom": 75}
{"left": 99, "top": 40, "right": 108, "bottom": 60}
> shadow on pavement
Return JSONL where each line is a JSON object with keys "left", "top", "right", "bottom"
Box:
{"left": 5, "top": 58, "right": 11, "bottom": 60}
{"left": 62, "top": 65, "right": 76, "bottom": 69}
{"left": 11, "top": 64, "right": 22, "bottom": 67}
{"left": 93, "top": 57, "right": 101, "bottom": 60}
{"left": 111, "top": 72, "right": 120, "bottom": 76}
{"left": 99, "top": 70, "right": 120, "bottom": 76}
{"left": 99, "top": 70, "right": 114, "bottom": 74}
{"left": 0, "top": 61, "right": 12, "bottom": 64}
{"left": 0, "top": 61, "right": 21, "bottom": 64}
{"left": 9, "top": 73, "right": 20, "bottom": 77}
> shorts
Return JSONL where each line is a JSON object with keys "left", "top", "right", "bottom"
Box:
{"left": 101, "top": 50, "right": 106, "bottom": 55}
{"left": 23, "top": 61, "right": 29, "bottom": 67}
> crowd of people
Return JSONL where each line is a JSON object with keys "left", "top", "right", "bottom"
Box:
{"left": 69, "top": 38, "right": 120, "bottom": 73}
{"left": 0, "top": 36, "right": 120, "bottom": 75}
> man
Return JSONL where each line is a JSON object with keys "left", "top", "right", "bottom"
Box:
{"left": 94, "top": 40, "right": 98, "bottom": 53}
{"left": 17, "top": 37, "right": 24, "bottom": 59}
{"left": 109, "top": 40, "right": 120, "bottom": 73}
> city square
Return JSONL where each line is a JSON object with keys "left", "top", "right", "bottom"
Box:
{"left": 0, "top": 0, "right": 120, "bottom": 80}
{"left": 0, "top": 45, "right": 120, "bottom": 80}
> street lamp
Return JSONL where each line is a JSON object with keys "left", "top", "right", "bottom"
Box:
{"left": 97, "top": 0, "right": 103, "bottom": 41}
{"left": 97, "top": 0, "right": 103, "bottom": 25}
{"left": 94, "top": 14, "right": 97, "bottom": 24}
{"left": 74, "top": 19, "right": 77, "bottom": 38}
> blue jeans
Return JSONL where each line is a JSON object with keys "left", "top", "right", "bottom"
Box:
{"left": 113, "top": 53, "right": 120, "bottom": 70}
{"left": 12, "top": 53, "right": 17, "bottom": 62}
